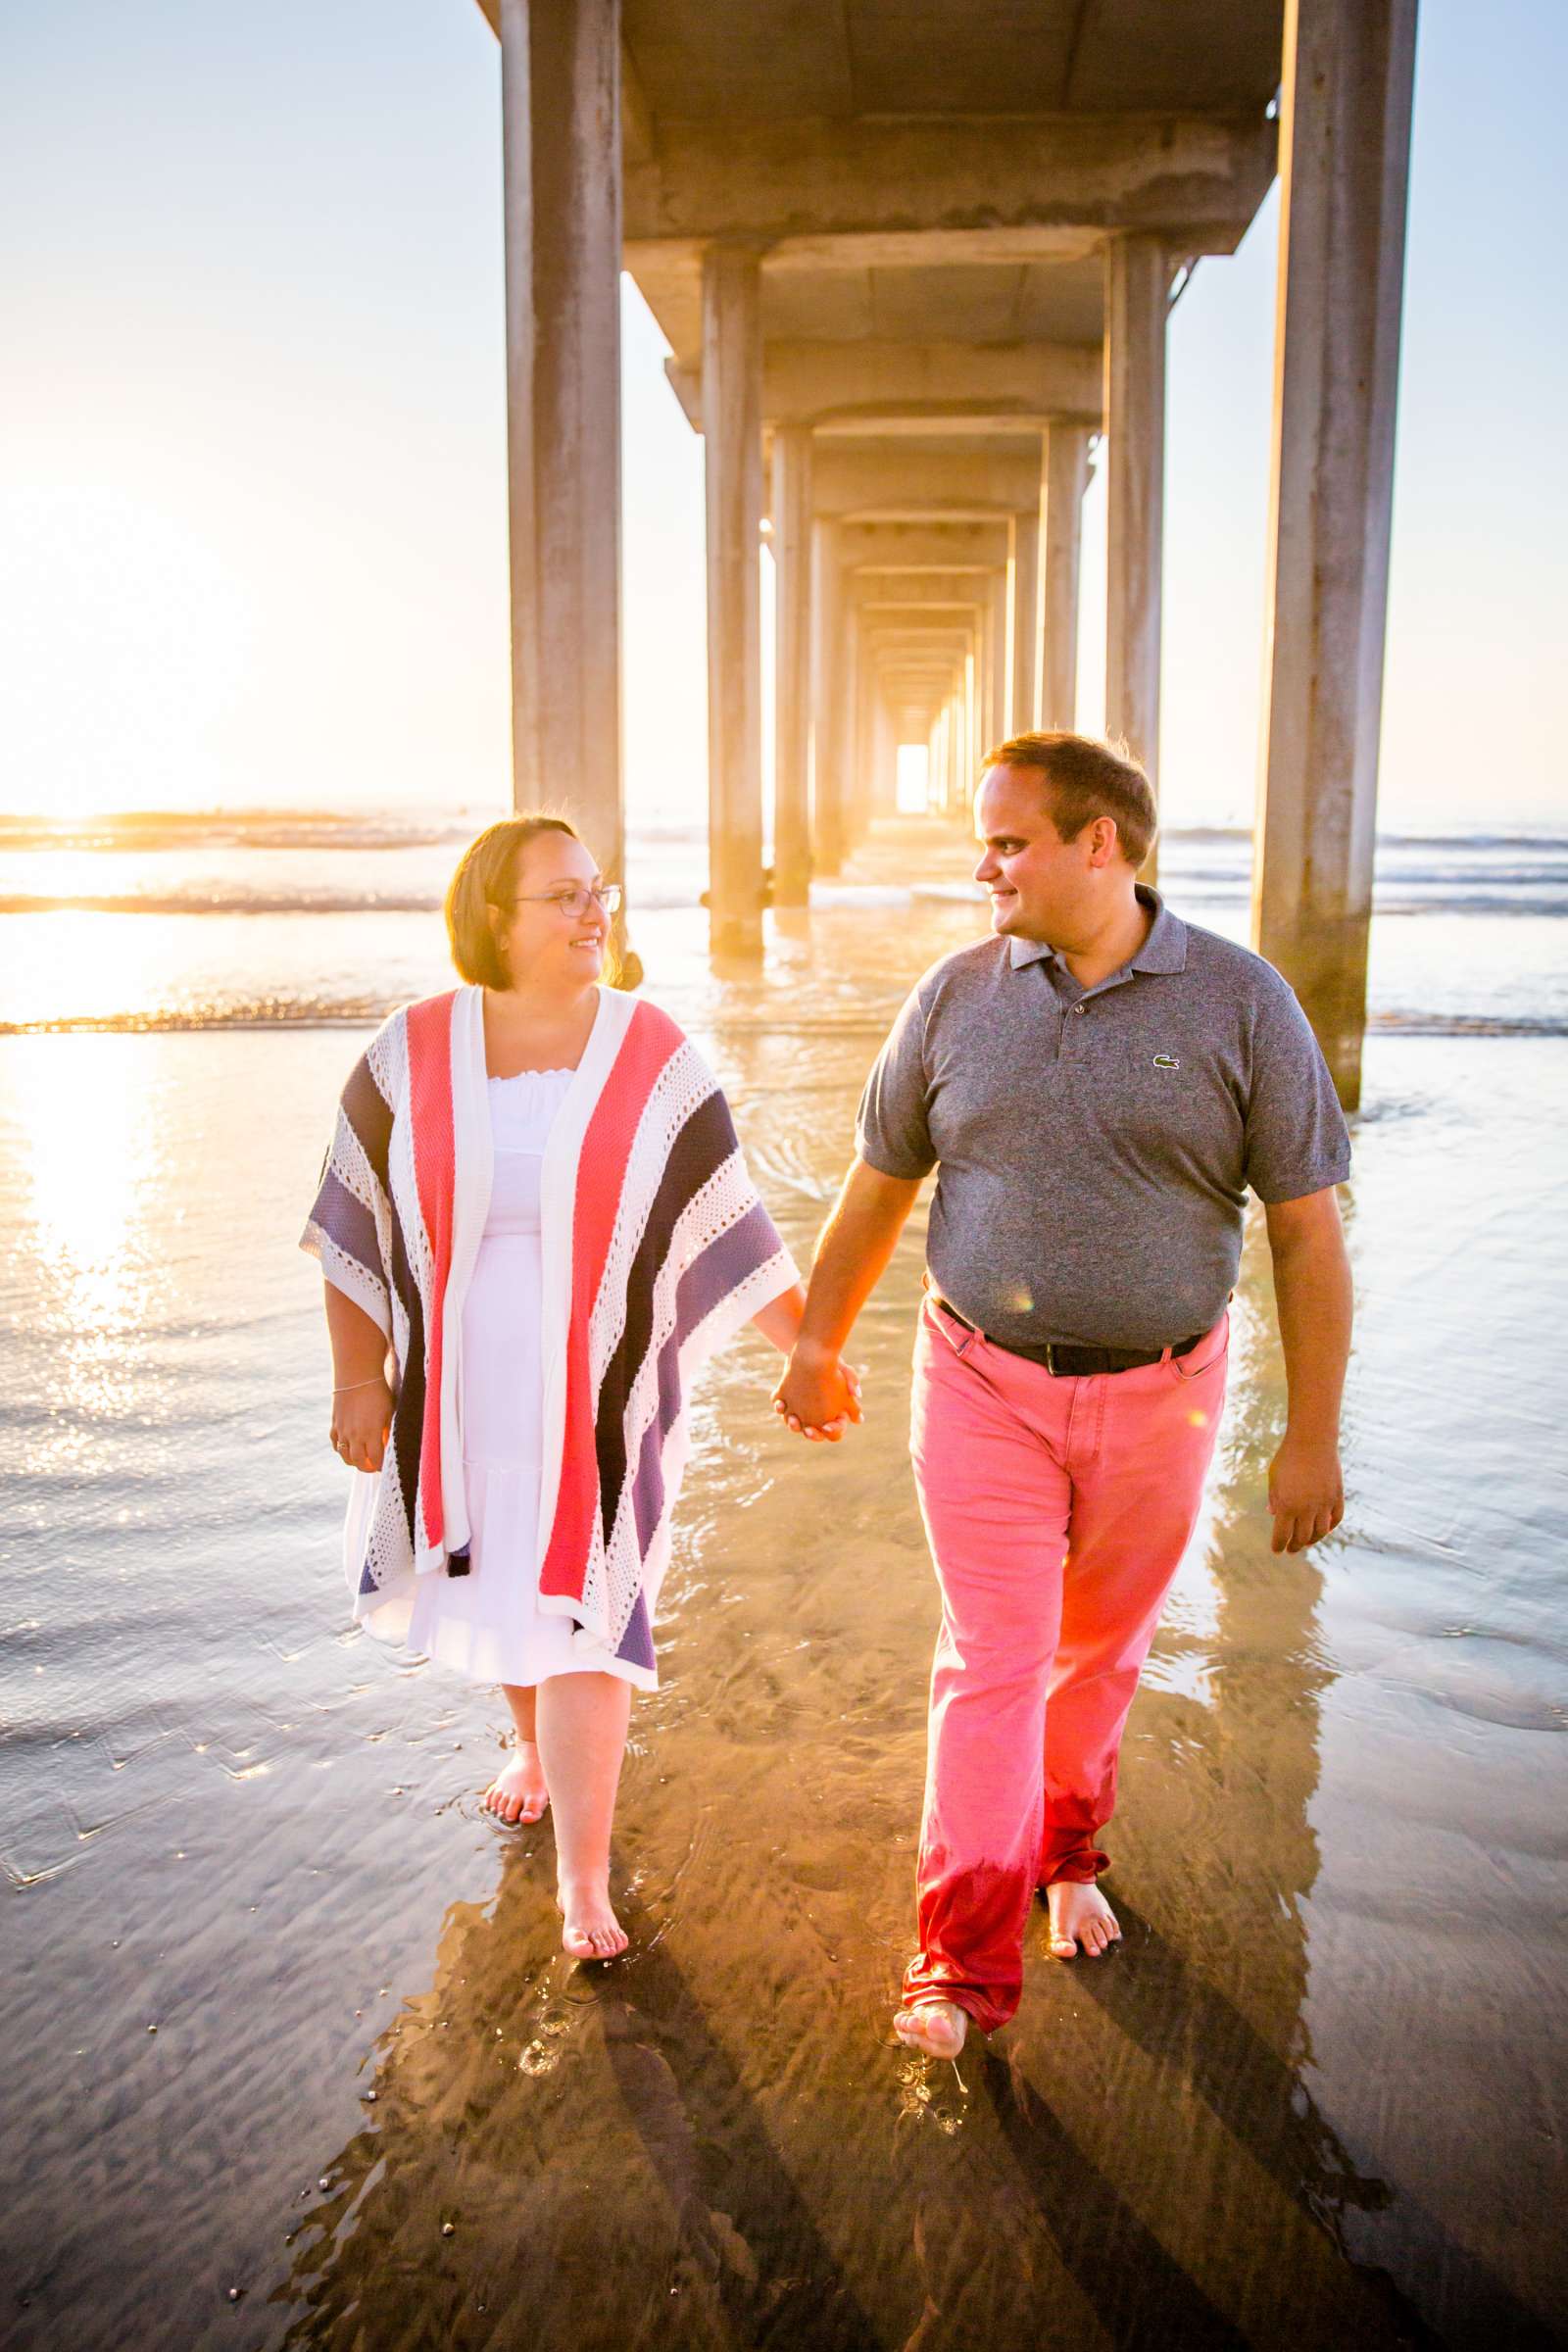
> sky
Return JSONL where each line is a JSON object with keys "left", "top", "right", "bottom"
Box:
{"left": 0, "top": 0, "right": 1564, "bottom": 834}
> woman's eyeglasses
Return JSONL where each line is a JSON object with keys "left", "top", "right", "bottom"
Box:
{"left": 511, "top": 883, "right": 622, "bottom": 919}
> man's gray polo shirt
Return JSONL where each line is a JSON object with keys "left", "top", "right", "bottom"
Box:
{"left": 855, "top": 888, "right": 1351, "bottom": 1352}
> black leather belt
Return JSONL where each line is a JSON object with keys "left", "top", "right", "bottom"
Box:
{"left": 930, "top": 1296, "right": 1204, "bottom": 1378}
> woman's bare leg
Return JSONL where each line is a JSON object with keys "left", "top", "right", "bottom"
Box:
{"left": 535, "top": 1671, "right": 631, "bottom": 1958}
{"left": 481, "top": 1683, "right": 550, "bottom": 1825}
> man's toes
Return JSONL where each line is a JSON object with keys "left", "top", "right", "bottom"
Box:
{"left": 1049, "top": 1931, "right": 1077, "bottom": 1957}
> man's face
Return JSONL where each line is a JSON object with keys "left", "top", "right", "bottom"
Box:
{"left": 972, "top": 765, "right": 1093, "bottom": 941}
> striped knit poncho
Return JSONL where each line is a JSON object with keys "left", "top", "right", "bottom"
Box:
{"left": 301, "top": 984, "right": 798, "bottom": 1682}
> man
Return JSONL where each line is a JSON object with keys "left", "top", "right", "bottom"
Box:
{"left": 774, "top": 732, "right": 1352, "bottom": 2060}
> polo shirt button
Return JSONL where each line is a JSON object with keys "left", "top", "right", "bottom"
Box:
{"left": 1073, "top": 1004, "right": 1086, "bottom": 1015}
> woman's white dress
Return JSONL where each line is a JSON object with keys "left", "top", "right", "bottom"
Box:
{"left": 406, "top": 1069, "right": 639, "bottom": 1689}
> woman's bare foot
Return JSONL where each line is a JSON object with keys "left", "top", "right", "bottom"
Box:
{"left": 481, "top": 1740, "right": 550, "bottom": 1826}
{"left": 1045, "top": 1878, "right": 1121, "bottom": 1958}
{"left": 558, "top": 1879, "right": 628, "bottom": 1960}
{"left": 892, "top": 1999, "right": 969, "bottom": 2060}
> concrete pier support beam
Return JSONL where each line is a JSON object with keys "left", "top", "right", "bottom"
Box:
{"left": 964, "top": 638, "right": 984, "bottom": 800}
{"left": 813, "top": 520, "right": 849, "bottom": 875}
{"left": 855, "top": 662, "right": 897, "bottom": 833}
{"left": 1008, "top": 510, "right": 1041, "bottom": 733}
{"left": 938, "top": 700, "right": 958, "bottom": 813}
{"left": 1253, "top": 0, "right": 1418, "bottom": 1110}
{"left": 702, "top": 243, "right": 765, "bottom": 954}
{"left": 770, "top": 422, "right": 814, "bottom": 906}
{"left": 1040, "top": 422, "right": 1091, "bottom": 728}
{"left": 499, "top": 0, "right": 624, "bottom": 880}
{"left": 986, "top": 569, "right": 1010, "bottom": 752}
{"left": 1103, "top": 235, "right": 1169, "bottom": 805}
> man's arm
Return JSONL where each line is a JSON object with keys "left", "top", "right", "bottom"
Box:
{"left": 772, "top": 1156, "right": 923, "bottom": 1440}
{"left": 1263, "top": 1186, "right": 1352, "bottom": 1554}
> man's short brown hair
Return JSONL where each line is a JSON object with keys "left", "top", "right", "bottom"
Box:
{"left": 444, "top": 812, "right": 581, "bottom": 989}
{"left": 982, "top": 731, "right": 1156, "bottom": 869}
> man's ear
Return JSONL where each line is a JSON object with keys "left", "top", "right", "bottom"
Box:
{"left": 1087, "top": 814, "right": 1120, "bottom": 869}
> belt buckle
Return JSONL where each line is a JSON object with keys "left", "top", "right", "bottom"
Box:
{"left": 1045, "top": 1341, "right": 1061, "bottom": 1377}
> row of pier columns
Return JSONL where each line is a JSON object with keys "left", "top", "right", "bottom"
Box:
{"left": 492, "top": 0, "right": 1416, "bottom": 1106}
{"left": 767, "top": 434, "right": 1099, "bottom": 927}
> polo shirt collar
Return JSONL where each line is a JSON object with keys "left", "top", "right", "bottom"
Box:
{"left": 1007, "top": 885, "right": 1189, "bottom": 976}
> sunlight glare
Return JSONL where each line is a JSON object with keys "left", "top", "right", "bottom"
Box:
{"left": 0, "top": 487, "right": 252, "bottom": 820}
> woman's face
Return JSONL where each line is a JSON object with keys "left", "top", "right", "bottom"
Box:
{"left": 491, "top": 831, "right": 610, "bottom": 992}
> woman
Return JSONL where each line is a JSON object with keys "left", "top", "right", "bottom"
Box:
{"left": 302, "top": 815, "right": 836, "bottom": 1960}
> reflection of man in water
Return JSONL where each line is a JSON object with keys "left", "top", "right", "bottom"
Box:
{"left": 774, "top": 733, "right": 1353, "bottom": 2060}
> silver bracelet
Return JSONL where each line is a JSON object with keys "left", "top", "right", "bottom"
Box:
{"left": 332, "top": 1376, "right": 386, "bottom": 1394}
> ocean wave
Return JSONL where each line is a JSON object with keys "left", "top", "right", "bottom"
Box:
{"left": 2, "top": 888, "right": 1565, "bottom": 921}
{"left": 0, "top": 814, "right": 486, "bottom": 856}
{"left": 4, "top": 1003, "right": 1565, "bottom": 1041}
{"left": 3, "top": 808, "right": 1564, "bottom": 855}
{"left": 0, "top": 886, "right": 708, "bottom": 917}
{"left": 1367, "top": 1011, "right": 1568, "bottom": 1038}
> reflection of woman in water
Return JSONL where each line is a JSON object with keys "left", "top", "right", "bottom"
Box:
{"left": 302, "top": 815, "right": 825, "bottom": 1959}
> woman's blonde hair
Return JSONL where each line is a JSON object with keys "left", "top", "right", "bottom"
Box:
{"left": 444, "top": 813, "right": 586, "bottom": 990}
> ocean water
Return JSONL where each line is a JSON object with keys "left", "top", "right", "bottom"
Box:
{"left": 1, "top": 808, "right": 1566, "bottom": 1036}
{"left": 1, "top": 810, "right": 1565, "bottom": 2350}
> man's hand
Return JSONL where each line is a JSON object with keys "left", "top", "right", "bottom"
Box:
{"left": 1266, "top": 1432, "right": 1344, "bottom": 1554}
{"left": 772, "top": 1347, "right": 863, "bottom": 1444}
{"left": 1263, "top": 1187, "right": 1351, "bottom": 1557}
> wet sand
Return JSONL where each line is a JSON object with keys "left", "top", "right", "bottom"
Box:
{"left": 2, "top": 823, "right": 1565, "bottom": 2348}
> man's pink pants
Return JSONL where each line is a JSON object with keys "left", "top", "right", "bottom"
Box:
{"left": 903, "top": 1297, "right": 1229, "bottom": 2033}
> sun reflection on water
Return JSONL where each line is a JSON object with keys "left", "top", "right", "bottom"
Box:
{"left": 0, "top": 908, "right": 178, "bottom": 1032}
{"left": 1, "top": 1036, "right": 169, "bottom": 1441}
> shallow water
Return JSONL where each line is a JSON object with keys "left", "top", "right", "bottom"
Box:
{"left": 2, "top": 821, "right": 1566, "bottom": 2349}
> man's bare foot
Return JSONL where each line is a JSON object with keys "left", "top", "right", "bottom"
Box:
{"left": 1044, "top": 1878, "right": 1121, "bottom": 1959}
{"left": 558, "top": 1880, "right": 629, "bottom": 1961}
{"left": 892, "top": 1999, "right": 969, "bottom": 2060}
{"left": 481, "top": 1740, "right": 549, "bottom": 1827}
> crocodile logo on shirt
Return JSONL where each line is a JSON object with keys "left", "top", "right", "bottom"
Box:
{"left": 1152, "top": 1054, "right": 1180, "bottom": 1070}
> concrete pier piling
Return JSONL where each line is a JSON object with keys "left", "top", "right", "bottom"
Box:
{"left": 1040, "top": 422, "right": 1092, "bottom": 730}
{"left": 1252, "top": 0, "right": 1419, "bottom": 1107}
{"left": 701, "top": 243, "right": 766, "bottom": 955}
{"left": 1103, "top": 233, "right": 1170, "bottom": 806}
{"left": 770, "top": 422, "right": 814, "bottom": 906}
{"left": 479, "top": 0, "right": 1413, "bottom": 1081}
{"left": 497, "top": 0, "right": 624, "bottom": 883}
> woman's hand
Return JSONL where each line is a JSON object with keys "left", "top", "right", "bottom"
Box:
{"left": 330, "top": 1377, "right": 393, "bottom": 1474}
{"left": 773, "top": 1347, "right": 863, "bottom": 1443}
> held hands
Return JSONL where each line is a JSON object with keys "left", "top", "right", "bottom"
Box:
{"left": 330, "top": 1376, "right": 394, "bottom": 1474}
{"left": 1267, "top": 1432, "right": 1345, "bottom": 1554}
{"left": 772, "top": 1345, "right": 864, "bottom": 1444}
